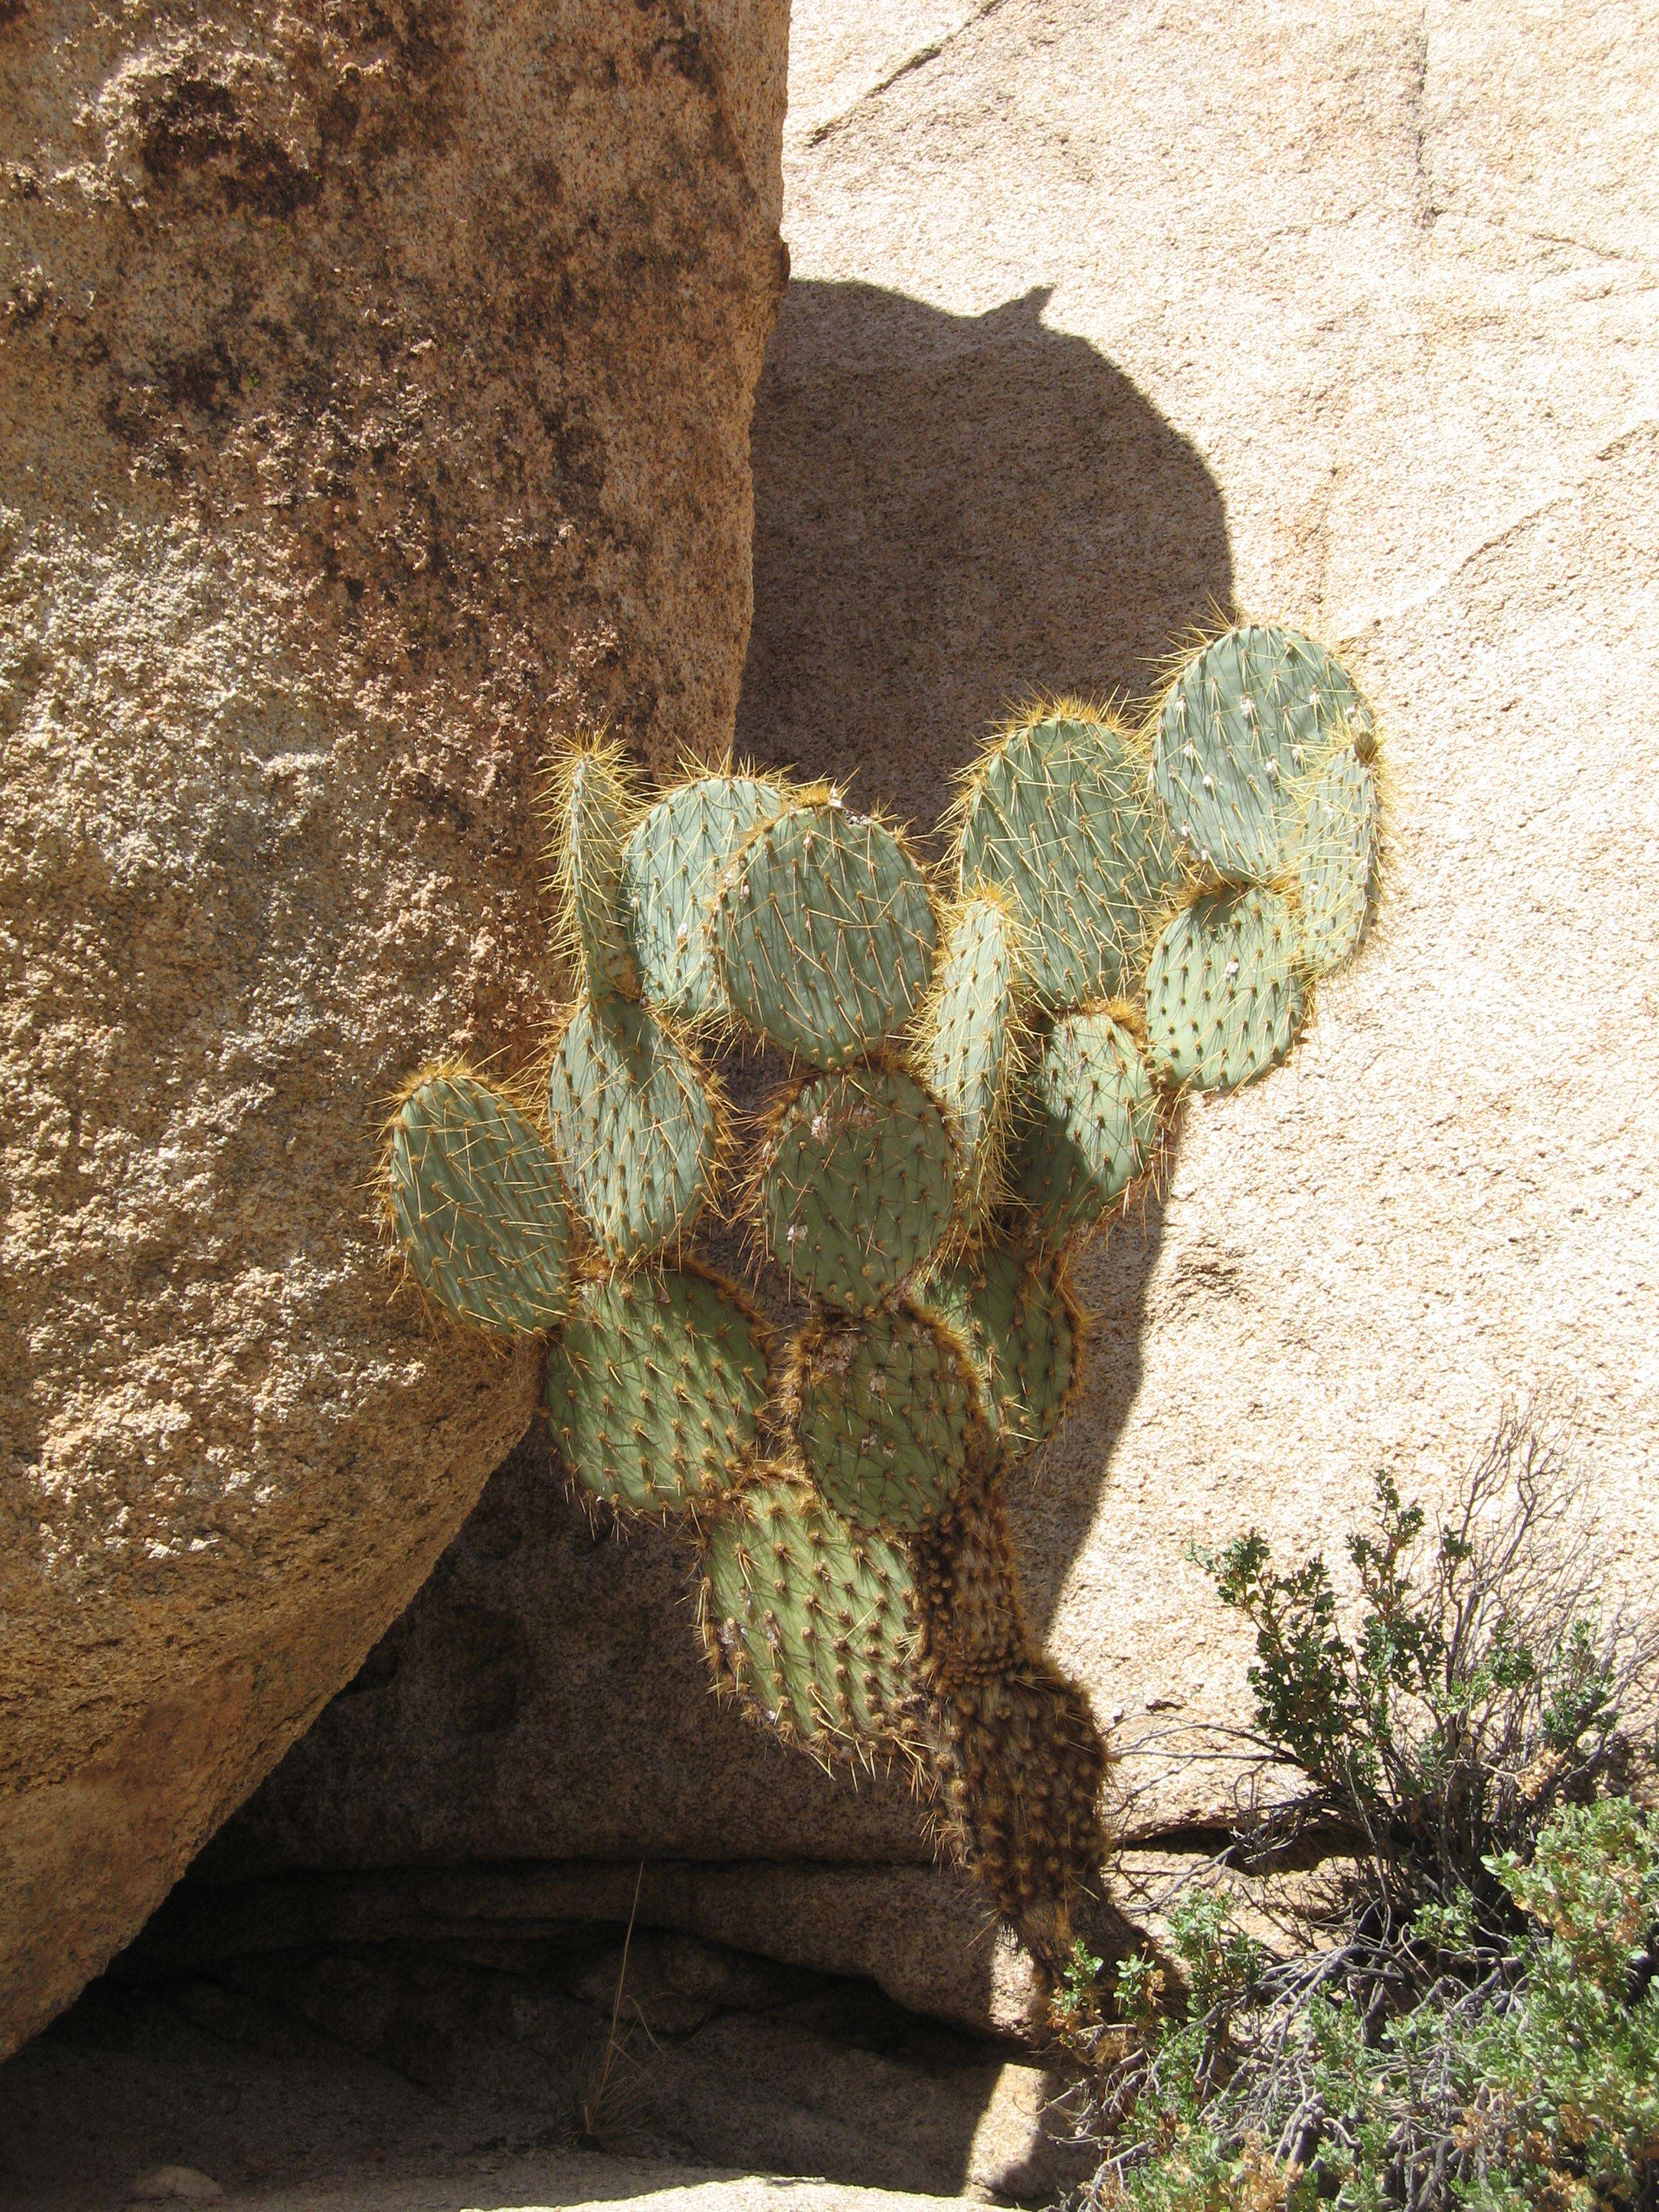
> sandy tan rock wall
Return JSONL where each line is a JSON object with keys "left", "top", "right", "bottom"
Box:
{"left": 0, "top": 0, "right": 788, "bottom": 2059}
{"left": 757, "top": 0, "right": 1659, "bottom": 1833}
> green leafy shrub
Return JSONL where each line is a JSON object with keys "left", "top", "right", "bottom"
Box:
{"left": 1195, "top": 1419, "right": 1650, "bottom": 1917}
{"left": 1072, "top": 1420, "right": 1659, "bottom": 2211}
{"left": 1084, "top": 1799, "right": 1659, "bottom": 2211}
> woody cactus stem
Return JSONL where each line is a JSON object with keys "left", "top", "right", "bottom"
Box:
{"left": 383, "top": 626, "right": 1385, "bottom": 1961}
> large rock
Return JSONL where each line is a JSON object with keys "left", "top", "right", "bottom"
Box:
{"left": 0, "top": 0, "right": 788, "bottom": 2059}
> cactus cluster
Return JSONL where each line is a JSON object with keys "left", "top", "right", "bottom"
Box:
{"left": 382, "top": 624, "right": 1383, "bottom": 1968}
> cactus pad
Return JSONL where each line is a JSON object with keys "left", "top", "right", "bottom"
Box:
{"left": 925, "top": 1242, "right": 1080, "bottom": 1452}
{"left": 788, "top": 1306, "right": 984, "bottom": 1534}
{"left": 1011, "top": 1007, "right": 1161, "bottom": 1241}
{"left": 711, "top": 799, "right": 938, "bottom": 1065}
{"left": 1153, "top": 626, "right": 1373, "bottom": 882}
{"left": 1295, "top": 745, "right": 1379, "bottom": 976}
{"left": 546, "top": 996, "right": 721, "bottom": 1259}
{"left": 700, "top": 1475, "right": 917, "bottom": 1749}
{"left": 621, "top": 773, "right": 786, "bottom": 1024}
{"left": 910, "top": 1466, "right": 1025, "bottom": 1676}
{"left": 1144, "top": 886, "right": 1305, "bottom": 1093}
{"left": 911, "top": 1476, "right": 1110, "bottom": 1938}
{"left": 385, "top": 1071, "right": 570, "bottom": 1334}
{"left": 545, "top": 1265, "right": 769, "bottom": 1515}
{"left": 922, "top": 895, "right": 1025, "bottom": 1220}
{"left": 953, "top": 714, "right": 1179, "bottom": 1005}
{"left": 934, "top": 1660, "right": 1110, "bottom": 1930}
{"left": 758, "top": 1062, "right": 956, "bottom": 1313}
{"left": 547, "top": 740, "right": 640, "bottom": 999}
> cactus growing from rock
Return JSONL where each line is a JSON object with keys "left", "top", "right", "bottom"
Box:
{"left": 383, "top": 624, "right": 1384, "bottom": 1971}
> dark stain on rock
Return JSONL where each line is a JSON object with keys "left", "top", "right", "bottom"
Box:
{"left": 161, "top": 341, "right": 243, "bottom": 416}
{"left": 444, "top": 1606, "right": 529, "bottom": 1736}
{"left": 138, "top": 74, "right": 320, "bottom": 219}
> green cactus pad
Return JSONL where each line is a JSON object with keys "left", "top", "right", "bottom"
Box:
{"left": 701, "top": 1475, "right": 917, "bottom": 1748}
{"left": 790, "top": 1307, "right": 983, "bottom": 1534}
{"left": 1153, "top": 626, "right": 1373, "bottom": 882}
{"left": 549, "top": 742, "right": 640, "bottom": 999}
{"left": 922, "top": 896, "right": 1025, "bottom": 1219}
{"left": 546, "top": 996, "right": 721, "bottom": 1259}
{"left": 925, "top": 1244, "right": 1081, "bottom": 1453}
{"left": 1011, "top": 1007, "right": 1161, "bottom": 1242}
{"left": 386, "top": 1072, "right": 570, "bottom": 1335}
{"left": 711, "top": 799, "right": 938, "bottom": 1066}
{"left": 759, "top": 1063, "right": 956, "bottom": 1314}
{"left": 621, "top": 773, "right": 786, "bottom": 1024}
{"left": 545, "top": 1265, "right": 769, "bottom": 1515}
{"left": 1144, "top": 886, "right": 1306, "bottom": 1093}
{"left": 1295, "top": 745, "right": 1379, "bottom": 976}
{"left": 954, "top": 714, "right": 1180, "bottom": 1006}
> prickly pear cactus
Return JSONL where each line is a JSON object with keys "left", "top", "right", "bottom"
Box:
{"left": 544, "top": 736, "right": 642, "bottom": 1000}
{"left": 756, "top": 1061, "right": 957, "bottom": 1313}
{"left": 711, "top": 797, "right": 938, "bottom": 1065}
{"left": 1152, "top": 625, "right": 1372, "bottom": 882}
{"left": 784, "top": 1303, "right": 986, "bottom": 1534}
{"left": 952, "top": 710, "right": 1180, "bottom": 1006}
{"left": 545, "top": 994, "right": 724, "bottom": 1259}
{"left": 699, "top": 1473, "right": 917, "bottom": 1750}
{"left": 924, "top": 1241, "right": 1081, "bottom": 1455}
{"left": 1144, "top": 885, "right": 1305, "bottom": 1094}
{"left": 383, "top": 623, "right": 1385, "bottom": 1969}
{"left": 1295, "top": 741, "right": 1380, "bottom": 976}
{"left": 1011, "top": 1005, "right": 1163, "bottom": 1240}
{"left": 546, "top": 1264, "right": 769, "bottom": 1515}
{"left": 385, "top": 1070, "right": 570, "bottom": 1334}
{"left": 920, "top": 894, "right": 1028, "bottom": 1225}
{"left": 622, "top": 770, "right": 786, "bottom": 1024}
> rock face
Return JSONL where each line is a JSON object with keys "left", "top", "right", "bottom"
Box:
{"left": 13, "top": 13, "right": 1658, "bottom": 2200}
{"left": 760, "top": 0, "right": 1659, "bottom": 1844}
{"left": 0, "top": 0, "right": 788, "bottom": 2059}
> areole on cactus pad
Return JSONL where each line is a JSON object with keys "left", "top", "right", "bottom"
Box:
{"left": 382, "top": 620, "right": 1385, "bottom": 1961}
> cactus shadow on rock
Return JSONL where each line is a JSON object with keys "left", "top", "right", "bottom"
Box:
{"left": 737, "top": 280, "right": 1235, "bottom": 840}
{"left": 737, "top": 279, "right": 1235, "bottom": 1633}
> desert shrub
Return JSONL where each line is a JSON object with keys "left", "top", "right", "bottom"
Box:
{"left": 1069, "top": 1416, "right": 1658, "bottom": 2212}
